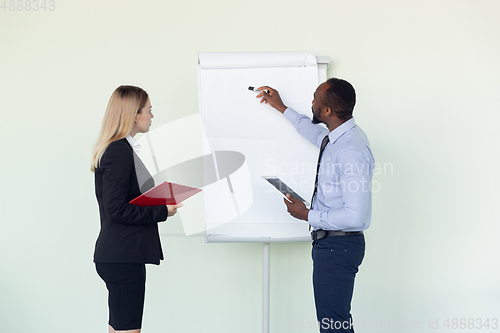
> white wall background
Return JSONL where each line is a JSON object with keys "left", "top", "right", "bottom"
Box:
{"left": 1, "top": 0, "right": 499, "bottom": 332}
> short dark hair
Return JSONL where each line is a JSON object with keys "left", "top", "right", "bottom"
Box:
{"left": 323, "top": 78, "right": 356, "bottom": 121}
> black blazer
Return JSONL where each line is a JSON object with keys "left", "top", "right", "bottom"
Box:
{"left": 93, "top": 138, "right": 168, "bottom": 265}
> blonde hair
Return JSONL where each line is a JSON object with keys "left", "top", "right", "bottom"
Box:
{"left": 90, "top": 85, "right": 148, "bottom": 172}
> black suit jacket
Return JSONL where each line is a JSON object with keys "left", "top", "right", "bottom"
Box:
{"left": 93, "top": 138, "right": 168, "bottom": 265}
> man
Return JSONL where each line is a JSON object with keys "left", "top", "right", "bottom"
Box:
{"left": 256, "top": 78, "right": 374, "bottom": 333}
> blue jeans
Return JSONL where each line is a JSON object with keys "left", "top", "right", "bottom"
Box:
{"left": 312, "top": 234, "right": 365, "bottom": 333}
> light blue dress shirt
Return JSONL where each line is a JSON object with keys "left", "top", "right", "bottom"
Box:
{"left": 283, "top": 108, "right": 375, "bottom": 231}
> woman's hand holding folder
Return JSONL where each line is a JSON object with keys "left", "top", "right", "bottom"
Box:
{"left": 166, "top": 203, "right": 183, "bottom": 217}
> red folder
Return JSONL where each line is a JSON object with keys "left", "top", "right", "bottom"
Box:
{"left": 129, "top": 181, "right": 202, "bottom": 206}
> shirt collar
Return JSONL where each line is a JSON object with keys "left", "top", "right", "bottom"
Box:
{"left": 125, "top": 135, "right": 141, "bottom": 154}
{"left": 328, "top": 117, "right": 356, "bottom": 144}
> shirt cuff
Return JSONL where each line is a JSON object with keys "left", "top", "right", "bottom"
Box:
{"left": 308, "top": 209, "right": 321, "bottom": 227}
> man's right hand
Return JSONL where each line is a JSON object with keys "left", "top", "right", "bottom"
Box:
{"left": 256, "top": 86, "right": 287, "bottom": 114}
{"left": 166, "top": 203, "right": 183, "bottom": 217}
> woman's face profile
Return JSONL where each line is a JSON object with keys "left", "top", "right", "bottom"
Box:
{"left": 132, "top": 97, "right": 154, "bottom": 136}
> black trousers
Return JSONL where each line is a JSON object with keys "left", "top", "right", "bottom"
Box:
{"left": 95, "top": 263, "right": 146, "bottom": 330}
{"left": 312, "top": 234, "right": 365, "bottom": 333}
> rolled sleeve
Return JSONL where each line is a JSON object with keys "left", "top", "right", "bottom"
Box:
{"left": 308, "top": 209, "right": 322, "bottom": 226}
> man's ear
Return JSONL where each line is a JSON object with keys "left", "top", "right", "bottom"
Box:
{"left": 324, "top": 107, "right": 332, "bottom": 117}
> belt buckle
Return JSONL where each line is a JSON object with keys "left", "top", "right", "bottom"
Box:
{"left": 311, "top": 229, "right": 326, "bottom": 241}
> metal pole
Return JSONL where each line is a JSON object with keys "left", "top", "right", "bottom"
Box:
{"left": 263, "top": 242, "right": 270, "bottom": 333}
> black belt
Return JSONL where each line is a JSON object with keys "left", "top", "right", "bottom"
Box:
{"left": 311, "top": 229, "right": 363, "bottom": 241}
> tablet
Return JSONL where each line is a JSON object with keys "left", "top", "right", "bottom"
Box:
{"left": 262, "top": 176, "right": 309, "bottom": 206}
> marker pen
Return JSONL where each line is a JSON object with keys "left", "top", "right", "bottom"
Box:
{"left": 248, "top": 86, "right": 270, "bottom": 94}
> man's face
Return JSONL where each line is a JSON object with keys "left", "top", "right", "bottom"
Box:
{"left": 311, "top": 82, "right": 329, "bottom": 124}
{"left": 311, "top": 106, "right": 322, "bottom": 124}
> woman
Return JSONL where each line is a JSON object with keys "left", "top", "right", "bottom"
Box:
{"left": 91, "top": 85, "right": 182, "bottom": 333}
